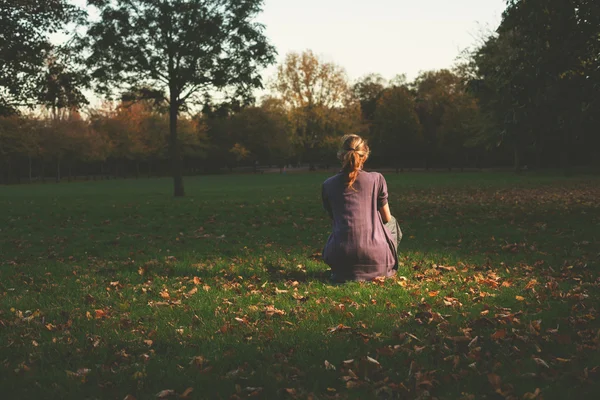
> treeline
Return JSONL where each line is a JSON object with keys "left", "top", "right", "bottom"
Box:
{"left": 0, "top": 62, "right": 490, "bottom": 184}
{"left": 1, "top": 0, "right": 599, "bottom": 188}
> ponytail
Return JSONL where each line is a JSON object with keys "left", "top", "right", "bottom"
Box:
{"left": 338, "top": 134, "right": 370, "bottom": 190}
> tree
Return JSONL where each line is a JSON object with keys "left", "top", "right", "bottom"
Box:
{"left": 437, "top": 87, "right": 482, "bottom": 170}
{"left": 372, "top": 86, "right": 423, "bottom": 172}
{"left": 472, "top": 0, "right": 600, "bottom": 173}
{"left": 0, "top": 0, "right": 84, "bottom": 113}
{"left": 84, "top": 0, "right": 276, "bottom": 196}
{"left": 353, "top": 74, "right": 387, "bottom": 125}
{"left": 36, "top": 48, "right": 89, "bottom": 120}
{"left": 413, "top": 69, "right": 472, "bottom": 169}
{"left": 272, "top": 50, "right": 356, "bottom": 169}
{"left": 234, "top": 101, "right": 292, "bottom": 168}
{"left": 0, "top": 115, "right": 26, "bottom": 183}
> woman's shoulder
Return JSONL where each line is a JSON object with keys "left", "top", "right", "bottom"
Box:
{"left": 323, "top": 172, "right": 344, "bottom": 186}
{"left": 360, "top": 170, "right": 385, "bottom": 181}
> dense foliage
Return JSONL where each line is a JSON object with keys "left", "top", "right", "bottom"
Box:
{"left": 1, "top": 0, "right": 599, "bottom": 185}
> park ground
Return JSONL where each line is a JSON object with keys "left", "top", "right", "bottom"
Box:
{"left": 0, "top": 172, "right": 599, "bottom": 400}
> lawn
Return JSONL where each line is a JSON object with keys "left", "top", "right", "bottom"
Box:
{"left": 1, "top": 172, "right": 599, "bottom": 400}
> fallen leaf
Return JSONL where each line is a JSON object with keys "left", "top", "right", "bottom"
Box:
{"left": 179, "top": 387, "right": 193, "bottom": 398}
{"left": 487, "top": 373, "right": 501, "bottom": 388}
{"left": 533, "top": 357, "right": 550, "bottom": 369}
{"left": 366, "top": 356, "right": 380, "bottom": 365}
{"left": 523, "top": 388, "right": 541, "bottom": 399}
{"left": 491, "top": 329, "right": 506, "bottom": 340}
{"left": 156, "top": 389, "right": 175, "bottom": 398}
{"left": 264, "top": 305, "right": 285, "bottom": 317}
{"left": 187, "top": 287, "right": 198, "bottom": 296}
{"left": 324, "top": 360, "right": 336, "bottom": 370}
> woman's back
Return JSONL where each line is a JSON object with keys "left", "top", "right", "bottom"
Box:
{"left": 322, "top": 170, "right": 397, "bottom": 281}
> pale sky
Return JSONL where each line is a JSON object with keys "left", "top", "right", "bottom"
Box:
{"left": 258, "top": 0, "right": 505, "bottom": 82}
{"left": 65, "top": 0, "right": 506, "bottom": 104}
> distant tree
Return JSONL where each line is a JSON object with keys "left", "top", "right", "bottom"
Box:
{"left": 473, "top": 0, "right": 600, "bottom": 173}
{"left": 37, "top": 48, "right": 89, "bottom": 120}
{"left": 180, "top": 116, "right": 209, "bottom": 172}
{"left": 272, "top": 50, "right": 355, "bottom": 169}
{"left": 0, "top": 0, "right": 84, "bottom": 113}
{"left": 0, "top": 116, "right": 26, "bottom": 183}
{"left": 372, "top": 86, "right": 423, "bottom": 172}
{"left": 353, "top": 73, "right": 387, "bottom": 125}
{"left": 37, "top": 116, "right": 73, "bottom": 183}
{"left": 231, "top": 105, "right": 292, "bottom": 167}
{"left": 84, "top": 0, "right": 276, "bottom": 196}
{"left": 437, "top": 86, "right": 482, "bottom": 170}
{"left": 413, "top": 69, "right": 467, "bottom": 169}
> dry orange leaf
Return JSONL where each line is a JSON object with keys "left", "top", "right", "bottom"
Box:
{"left": 523, "top": 388, "right": 541, "bottom": 399}
{"left": 491, "top": 329, "right": 506, "bottom": 340}
{"left": 487, "top": 373, "right": 501, "bottom": 387}
{"left": 515, "top": 295, "right": 525, "bottom": 301}
{"left": 179, "top": 387, "right": 193, "bottom": 398}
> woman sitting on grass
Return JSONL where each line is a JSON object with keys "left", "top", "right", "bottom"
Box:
{"left": 321, "top": 134, "right": 401, "bottom": 282}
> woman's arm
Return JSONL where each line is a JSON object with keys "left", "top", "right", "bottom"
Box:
{"left": 379, "top": 203, "right": 392, "bottom": 223}
{"left": 322, "top": 184, "right": 333, "bottom": 219}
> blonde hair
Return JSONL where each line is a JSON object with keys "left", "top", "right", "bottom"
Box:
{"left": 338, "top": 134, "right": 370, "bottom": 189}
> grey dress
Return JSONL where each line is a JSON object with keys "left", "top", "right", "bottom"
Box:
{"left": 322, "top": 170, "right": 400, "bottom": 282}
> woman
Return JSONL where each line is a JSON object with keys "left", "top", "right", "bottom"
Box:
{"left": 322, "top": 134, "right": 401, "bottom": 282}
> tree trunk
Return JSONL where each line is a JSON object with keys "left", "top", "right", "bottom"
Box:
{"left": 28, "top": 155, "right": 32, "bottom": 183}
{"left": 136, "top": 161, "right": 140, "bottom": 179}
{"left": 7, "top": 159, "right": 12, "bottom": 184}
{"left": 148, "top": 161, "right": 152, "bottom": 178}
{"left": 169, "top": 91, "right": 185, "bottom": 197}
{"left": 561, "top": 132, "right": 571, "bottom": 176}
{"left": 68, "top": 164, "right": 72, "bottom": 182}
{"left": 56, "top": 158, "right": 61, "bottom": 183}
{"left": 534, "top": 145, "right": 542, "bottom": 170}
{"left": 513, "top": 147, "right": 521, "bottom": 174}
{"left": 41, "top": 161, "right": 46, "bottom": 183}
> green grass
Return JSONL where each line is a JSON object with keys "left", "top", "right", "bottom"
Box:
{"left": 1, "top": 172, "right": 599, "bottom": 400}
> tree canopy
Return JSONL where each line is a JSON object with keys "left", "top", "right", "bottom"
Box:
{"left": 84, "top": 0, "right": 276, "bottom": 195}
{"left": 0, "top": 0, "right": 85, "bottom": 114}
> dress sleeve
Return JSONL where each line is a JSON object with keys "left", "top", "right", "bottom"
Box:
{"left": 377, "top": 173, "right": 389, "bottom": 209}
{"left": 322, "top": 184, "right": 333, "bottom": 218}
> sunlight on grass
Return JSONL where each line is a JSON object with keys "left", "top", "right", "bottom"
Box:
{"left": 1, "top": 172, "right": 599, "bottom": 399}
